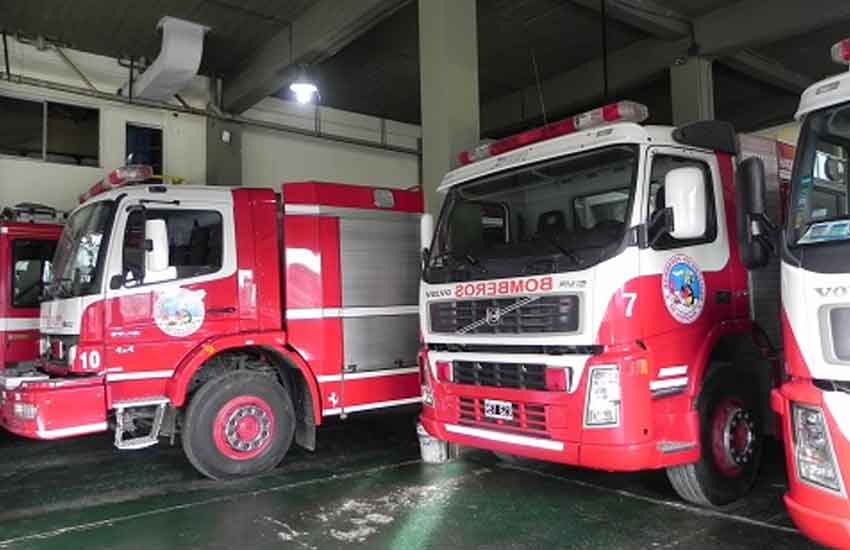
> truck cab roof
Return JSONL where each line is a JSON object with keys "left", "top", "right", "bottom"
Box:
{"left": 439, "top": 122, "right": 721, "bottom": 193}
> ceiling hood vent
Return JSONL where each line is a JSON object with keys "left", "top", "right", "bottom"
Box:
{"left": 120, "top": 16, "right": 209, "bottom": 101}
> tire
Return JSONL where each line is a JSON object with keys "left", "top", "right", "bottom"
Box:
{"left": 182, "top": 371, "right": 295, "bottom": 480}
{"left": 666, "top": 368, "right": 763, "bottom": 507}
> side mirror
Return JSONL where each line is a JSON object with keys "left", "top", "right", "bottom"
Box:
{"left": 420, "top": 213, "right": 434, "bottom": 267}
{"left": 736, "top": 157, "right": 774, "bottom": 269}
{"left": 144, "top": 219, "right": 177, "bottom": 283}
{"left": 420, "top": 213, "right": 434, "bottom": 252}
{"left": 665, "top": 167, "right": 707, "bottom": 240}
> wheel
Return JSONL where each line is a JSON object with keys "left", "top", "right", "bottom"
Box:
{"left": 666, "top": 368, "right": 763, "bottom": 506}
{"left": 182, "top": 371, "right": 295, "bottom": 480}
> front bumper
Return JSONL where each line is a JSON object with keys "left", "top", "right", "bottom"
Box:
{"left": 773, "top": 381, "right": 850, "bottom": 549}
{"left": 0, "top": 367, "right": 107, "bottom": 440}
{"left": 420, "top": 349, "right": 700, "bottom": 472}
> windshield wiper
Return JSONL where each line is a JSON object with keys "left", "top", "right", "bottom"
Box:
{"left": 535, "top": 234, "right": 582, "bottom": 265}
{"left": 430, "top": 250, "right": 487, "bottom": 273}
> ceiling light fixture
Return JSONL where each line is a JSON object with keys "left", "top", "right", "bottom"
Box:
{"left": 289, "top": 65, "right": 319, "bottom": 105}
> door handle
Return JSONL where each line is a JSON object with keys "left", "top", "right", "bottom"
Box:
{"left": 207, "top": 307, "right": 236, "bottom": 315}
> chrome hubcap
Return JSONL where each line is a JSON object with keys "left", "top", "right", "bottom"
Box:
{"left": 224, "top": 405, "right": 271, "bottom": 452}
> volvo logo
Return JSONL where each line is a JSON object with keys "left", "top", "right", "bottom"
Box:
{"left": 815, "top": 286, "right": 850, "bottom": 298}
{"left": 485, "top": 307, "right": 502, "bottom": 326}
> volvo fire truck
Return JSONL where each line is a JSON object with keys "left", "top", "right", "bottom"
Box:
{"left": 738, "top": 38, "right": 850, "bottom": 547}
{"left": 418, "top": 101, "right": 782, "bottom": 506}
{"left": 0, "top": 204, "right": 63, "bottom": 368}
{"left": 0, "top": 166, "right": 423, "bottom": 479}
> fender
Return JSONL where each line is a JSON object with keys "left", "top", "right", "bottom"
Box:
{"left": 682, "top": 318, "right": 755, "bottom": 398}
{"left": 165, "top": 331, "right": 323, "bottom": 425}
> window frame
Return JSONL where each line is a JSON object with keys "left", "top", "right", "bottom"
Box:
{"left": 0, "top": 92, "right": 100, "bottom": 166}
{"left": 112, "top": 203, "right": 228, "bottom": 290}
{"left": 646, "top": 152, "right": 718, "bottom": 250}
{"left": 10, "top": 238, "right": 57, "bottom": 309}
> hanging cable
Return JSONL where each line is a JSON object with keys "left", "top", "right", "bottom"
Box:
{"left": 531, "top": 49, "right": 548, "bottom": 125}
{"left": 601, "top": 0, "right": 609, "bottom": 101}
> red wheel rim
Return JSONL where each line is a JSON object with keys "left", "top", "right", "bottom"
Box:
{"left": 212, "top": 395, "right": 275, "bottom": 461}
{"left": 710, "top": 397, "right": 756, "bottom": 478}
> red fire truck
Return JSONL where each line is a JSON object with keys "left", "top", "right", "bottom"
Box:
{"left": 738, "top": 38, "right": 850, "bottom": 547}
{"left": 0, "top": 204, "right": 63, "bottom": 368}
{"left": 417, "top": 101, "right": 783, "bottom": 506}
{"left": 0, "top": 166, "right": 422, "bottom": 479}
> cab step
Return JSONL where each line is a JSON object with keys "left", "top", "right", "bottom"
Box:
{"left": 113, "top": 396, "right": 170, "bottom": 450}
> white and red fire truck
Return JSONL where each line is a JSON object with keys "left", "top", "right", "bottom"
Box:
{"left": 738, "top": 38, "right": 850, "bottom": 547}
{"left": 0, "top": 204, "right": 63, "bottom": 368}
{"left": 417, "top": 100, "right": 783, "bottom": 506}
{"left": 0, "top": 166, "right": 423, "bottom": 479}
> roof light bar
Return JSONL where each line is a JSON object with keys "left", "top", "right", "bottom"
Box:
{"left": 458, "top": 100, "right": 650, "bottom": 166}
{"left": 832, "top": 38, "right": 850, "bottom": 66}
{"left": 79, "top": 165, "right": 155, "bottom": 203}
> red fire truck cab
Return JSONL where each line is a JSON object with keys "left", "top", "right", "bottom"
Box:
{"left": 418, "top": 101, "right": 781, "bottom": 507}
{"left": 0, "top": 204, "right": 63, "bottom": 368}
{"left": 0, "top": 167, "right": 423, "bottom": 479}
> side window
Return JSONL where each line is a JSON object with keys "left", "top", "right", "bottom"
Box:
{"left": 648, "top": 155, "right": 717, "bottom": 249}
{"left": 120, "top": 208, "right": 224, "bottom": 284}
{"left": 12, "top": 239, "right": 57, "bottom": 308}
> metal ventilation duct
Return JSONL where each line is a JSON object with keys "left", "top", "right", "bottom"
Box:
{"left": 120, "top": 16, "right": 209, "bottom": 101}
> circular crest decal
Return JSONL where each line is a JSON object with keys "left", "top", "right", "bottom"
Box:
{"left": 662, "top": 254, "right": 705, "bottom": 324}
{"left": 154, "top": 288, "right": 207, "bottom": 337}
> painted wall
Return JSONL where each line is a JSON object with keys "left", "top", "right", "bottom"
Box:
{"left": 0, "top": 38, "right": 421, "bottom": 212}
{"left": 243, "top": 98, "right": 420, "bottom": 191}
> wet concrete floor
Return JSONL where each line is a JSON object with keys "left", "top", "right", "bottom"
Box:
{"left": 0, "top": 409, "right": 821, "bottom": 549}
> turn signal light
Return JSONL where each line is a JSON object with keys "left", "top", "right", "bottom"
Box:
{"left": 832, "top": 38, "right": 850, "bottom": 65}
{"left": 435, "top": 361, "right": 453, "bottom": 382}
{"left": 545, "top": 367, "right": 569, "bottom": 392}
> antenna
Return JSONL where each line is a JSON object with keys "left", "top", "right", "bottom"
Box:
{"left": 531, "top": 49, "right": 548, "bottom": 126}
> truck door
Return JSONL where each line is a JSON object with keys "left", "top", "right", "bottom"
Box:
{"left": 102, "top": 199, "right": 239, "bottom": 398}
{"left": 638, "top": 148, "right": 733, "bottom": 384}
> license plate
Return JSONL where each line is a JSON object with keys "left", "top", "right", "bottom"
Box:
{"left": 483, "top": 399, "right": 513, "bottom": 420}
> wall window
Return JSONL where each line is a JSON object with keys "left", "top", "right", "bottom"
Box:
{"left": 0, "top": 95, "right": 99, "bottom": 166}
{"left": 123, "top": 208, "right": 223, "bottom": 283}
{"left": 126, "top": 124, "right": 163, "bottom": 175}
{"left": 12, "top": 239, "right": 57, "bottom": 308}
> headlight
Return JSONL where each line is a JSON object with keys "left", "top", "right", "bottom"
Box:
{"left": 793, "top": 404, "right": 843, "bottom": 493}
{"left": 585, "top": 365, "right": 621, "bottom": 427}
{"left": 13, "top": 402, "right": 38, "bottom": 421}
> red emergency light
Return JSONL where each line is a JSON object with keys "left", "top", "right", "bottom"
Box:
{"left": 79, "top": 165, "right": 155, "bottom": 203}
{"left": 458, "top": 100, "right": 650, "bottom": 166}
{"left": 832, "top": 38, "right": 850, "bottom": 65}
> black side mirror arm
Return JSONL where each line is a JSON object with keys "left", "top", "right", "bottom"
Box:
{"left": 637, "top": 207, "right": 674, "bottom": 249}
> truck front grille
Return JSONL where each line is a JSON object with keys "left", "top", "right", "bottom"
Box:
{"left": 429, "top": 295, "right": 579, "bottom": 335}
{"left": 458, "top": 397, "right": 548, "bottom": 436}
{"left": 453, "top": 361, "right": 547, "bottom": 391}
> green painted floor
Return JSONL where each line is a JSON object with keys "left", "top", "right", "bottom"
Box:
{"left": 0, "top": 410, "right": 821, "bottom": 549}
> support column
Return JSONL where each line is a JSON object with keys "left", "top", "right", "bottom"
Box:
{"left": 670, "top": 56, "right": 715, "bottom": 125}
{"left": 418, "top": 0, "right": 480, "bottom": 214}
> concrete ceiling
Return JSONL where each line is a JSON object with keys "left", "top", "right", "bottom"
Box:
{"left": 2, "top": 0, "right": 850, "bottom": 134}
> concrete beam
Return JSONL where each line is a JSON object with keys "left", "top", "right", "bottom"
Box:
{"left": 481, "top": 37, "right": 690, "bottom": 135}
{"left": 485, "top": 0, "right": 833, "bottom": 135}
{"left": 694, "top": 0, "right": 850, "bottom": 57}
{"left": 570, "top": 0, "right": 690, "bottom": 39}
{"left": 572, "top": 0, "right": 813, "bottom": 93}
{"left": 224, "top": 0, "right": 408, "bottom": 113}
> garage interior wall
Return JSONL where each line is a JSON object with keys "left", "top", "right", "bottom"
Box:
{"left": 0, "top": 39, "right": 420, "bottom": 210}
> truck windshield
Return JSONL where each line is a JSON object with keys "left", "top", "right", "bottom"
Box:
{"left": 788, "top": 101, "right": 850, "bottom": 246}
{"left": 425, "top": 145, "right": 638, "bottom": 283}
{"left": 47, "top": 200, "right": 115, "bottom": 298}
